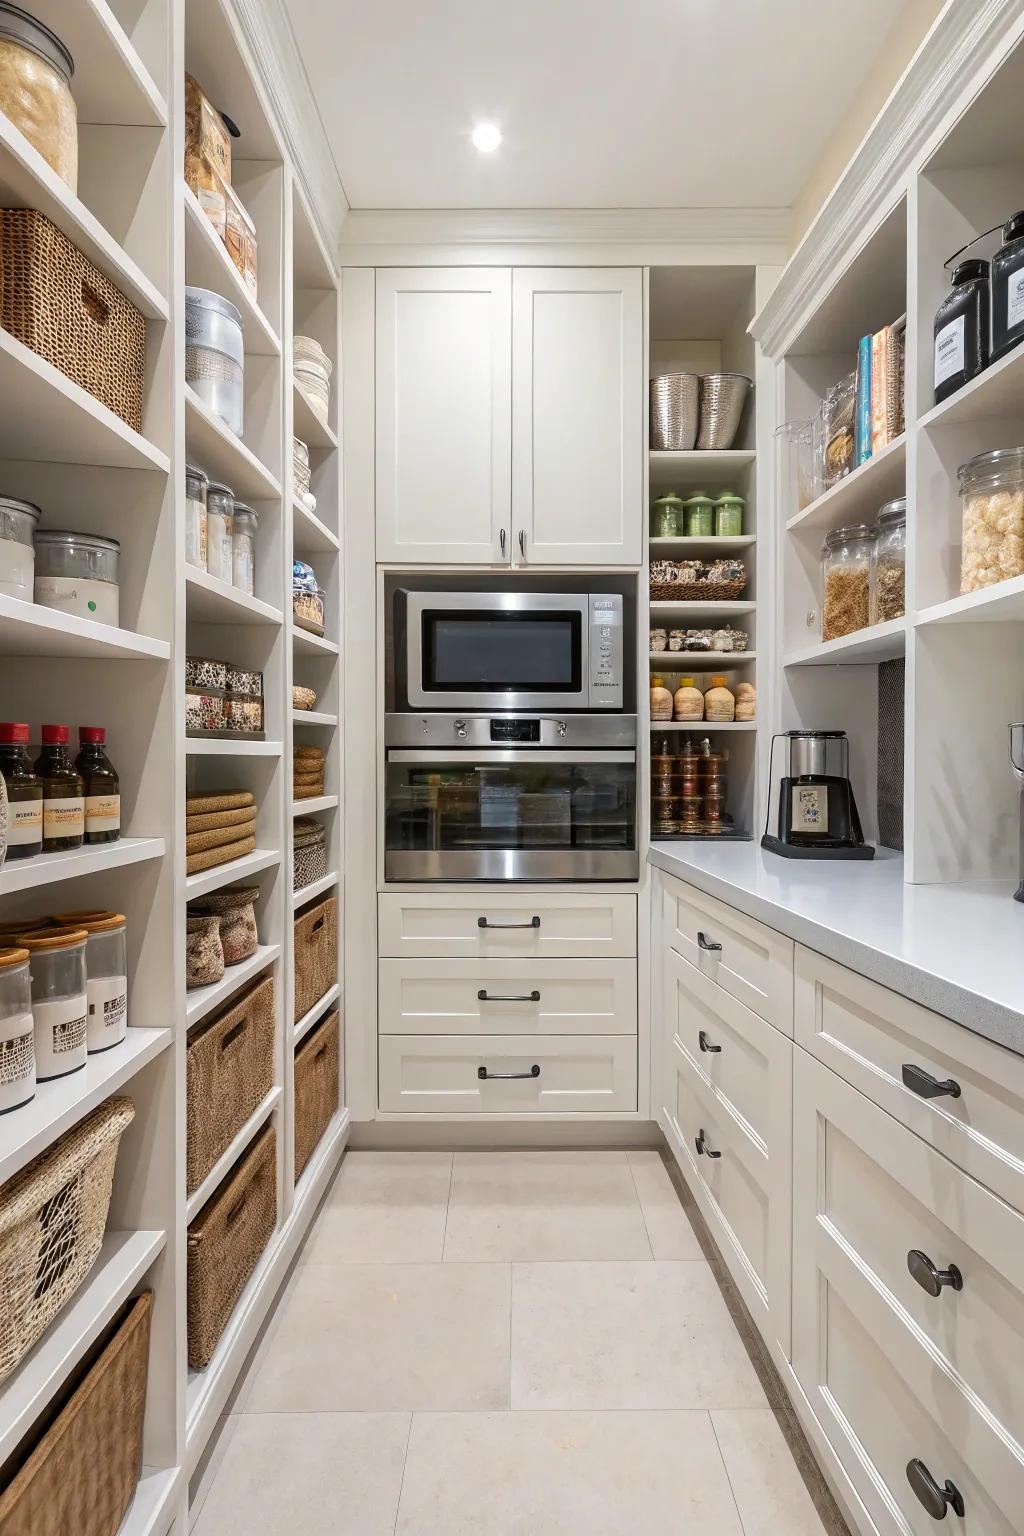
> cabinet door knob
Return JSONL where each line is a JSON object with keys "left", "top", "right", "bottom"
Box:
{"left": 902, "top": 1063, "right": 962, "bottom": 1100}
{"left": 697, "top": 931, "right": 722, "bottom": 953}
{"left": 907, "top": 1250, "right": 963, "bottom": 1297}
{"left": 698, "top": 1030, "right": 722, "bottom": 1054}
{"left": 906, "top": 1459, "right": 965, "bottom": 1519}
{"left": 694, "top": 1130, "right": 721, "bottom": 1159}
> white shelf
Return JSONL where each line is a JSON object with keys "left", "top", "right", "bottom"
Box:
{"left": 0, "top": 327, "right": 168, "bottom": 472}
{"left": 0, "top": 598, "right": 169, "bottom": 661}
{"left": 650, "top": 651, "right": 757, "bottom": 666}
{"left": 293, "top": 709, "right": 338, "bottom": 727}
{"left": 0, "top": 1027, "right": 171, "bottom": 1186}
{"left": 292, "top": 794, "right": 338, "bottom": 816}
{"left": 918, "top": 337, "right": 1024, "bottom": 430}
{"left": 292, "top": 380, "right": 338, "bottom": 449}
{"left": 0, "top": 837, "right": 165, "bottom": 898}
{"left": 119, "top": 1467, "right": 182, "bottom": 1536}
{"left": 293, "top": 499, "right": 340, "bottom": 554}
{"left": 0, "top": 1229, "right": 166, "bottom": 1466}
{"left": 185, "top": 568, "right": 283, "bottom": 626}
{"left": 30, "top": 0, "right": 167, "bottom": 127}
{"left": 650, "top": 599, "right": 756, "bottom": 618}
{"left": 649, "top": 535, "right": 755, "bottom": 552}
{"left": 292, "top": 627, "right": 339, "bottom": 657}
{"left": 291, "top": 869, "right": 339, "bottom": 909}
{"left": 648, "top": 449, "right": 756, "bottom": 489}
{"left": 183, "top": 184, "right": 280, "bottom": 356}
{"left": 915, "top": 576, "right": 1024, "bottom": 627}
{"left": 186, "top": 944, "right": 282, "bottom": 1029}
{"left": 785, "top": 618, "right": 907, "bottom": 666}
{"left": 186, "top": 737, "right": 284, "bottom": 757}
{"left": 787, "top": 434, "right": 906, "bottom": 535}
{"left": 651, "top": 720, "right": 757, "bottom": 732}
{"left": 185, "top": 848, "right": 280, "bottom": 902}
{"left": 294, "top": 982, "right": 341, "bottom": 1045}
{"left": 186, "top": 1087, "right": 283, "bottom": 1222}
{"left": 185, "top": 388, "right": 282, "bottom": 501}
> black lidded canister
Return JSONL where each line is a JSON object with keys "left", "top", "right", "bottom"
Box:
{"left": 934, "top": 258, "right": 990, "bottom": 405}
{"left": 992, "top": 210, "right": 1024, "bottom": 362}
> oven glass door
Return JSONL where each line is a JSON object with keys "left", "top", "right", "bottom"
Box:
{"left": 406, "top": 595, "right": 589, "bottom": 710}
{"left": 384, "top": 750, "right": 638, "bottom": 881}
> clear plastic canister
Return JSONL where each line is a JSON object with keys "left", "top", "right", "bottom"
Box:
{"left": 0, "top": 947, "right": 35, "bottom": 1112}
{"left": 51, "top": 910, "right": 127, "bottom": 1052}
{"left": 17, "top": 927, "right": 88, "bottom": 1080}
{"left": 871, "top": 499, "right": 907, "bottom": 622}
{"left": 206, "top": 481, "right": 235, "bottom": 583}
{"left": 958, "top": 447, "right": 1024, "bottom": 594}
{"left": 231, "top": 504, "right": 258, "bottom": 595}
{"left": 822, "top": 524, "right": 873, "bottom": 640}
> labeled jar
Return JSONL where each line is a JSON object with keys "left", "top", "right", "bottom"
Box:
{"left": 714, "top": 492, "right": 744, "bottom": 537}
{"left": 959, "top": 447, "right": 1024, "bottom": 593}
{"left": 871, "top": 500, "right": 907, "bottom": 622}
{"left": 650, "top": 494, "right": 684, "bottom": 538}
{"left": 0, "top": 5, "right": 77, "bottom": 190}
{"left": 0, "top": 496, "right": 39, "bottom": 601}
{"left": 185, "top": 464, "right": 208, "bottom": 570}
{"left": 34, "top": 530, "right": 120, "bottom": 626}
{"left": 704, "top": 677, "right": 735, "bottom": 722}
{"left": 992, "top": 211, "right": 1024, "bottom": 362}
{"left": 231, "top": 503, "right": 258, "bottom": 594}
{"left": 934, "top": 259, "right": 990, "bottom": 404}
{"left": 0, "top": 722, "right": 41, "bottom": 859}
{"left": 18, "top": 927, "right": 88, "bottom": 1080}
{"left": 34, "top": 724, "right": 84, "bottom": 851}
{"left": 0, "top": 947, "right": 34, "bottom": 1112}
{"left": 822, "top": 524, "right": 873, "bottom": 640}
{"left": 205, "top": 481, "right": 234, "bottom": 582}
{"left": 75, "top": 727, "right": 120, "bottom": 844}
{"left": 684, "top": 493, "right": 715, "bottom": 537}
{"left": 51, "top": 912, "right": 127, "bottom": 1053}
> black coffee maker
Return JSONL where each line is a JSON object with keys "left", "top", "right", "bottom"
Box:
{"left": 762, "top": 730, "right": 874, "bottom": 860}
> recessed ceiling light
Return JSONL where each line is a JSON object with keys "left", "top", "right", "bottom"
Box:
{"left": 472, "top": 122, "right": 502, "bottom": 153}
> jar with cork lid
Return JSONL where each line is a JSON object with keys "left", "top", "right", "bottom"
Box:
{"left": 0, "top": 947, "right": 34, "bottom": 1112}
{"left": 17, "top": 927, "right": 88, "bottom": 1081}
{"left": 51, "top": 911, "right": 127, "bottom": 1052}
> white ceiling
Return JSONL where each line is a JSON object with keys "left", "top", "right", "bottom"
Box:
{"left": 284, "top": 0, "right": 914, "bottom": 211}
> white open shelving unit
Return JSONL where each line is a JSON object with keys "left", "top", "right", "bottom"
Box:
{"left": 0, "top": 4, "right": 347, "bottom": 1533}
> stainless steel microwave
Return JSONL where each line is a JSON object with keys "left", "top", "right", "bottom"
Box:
{"left": 400, "top": 591, "right": 625, "bottom": 711}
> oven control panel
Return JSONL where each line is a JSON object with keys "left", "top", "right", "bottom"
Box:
{"left": 489, "top": 718, "right": 542, "bottom": 743}
{"left": 589, "top": 594, "right": 624, "bottom": 708}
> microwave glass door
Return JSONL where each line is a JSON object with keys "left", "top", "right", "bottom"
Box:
{"left": 425, "top": 611, "right": 582, "bottom": 693}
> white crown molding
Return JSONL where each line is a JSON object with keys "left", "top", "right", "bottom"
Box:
{"left": 226, "top": 0, "right": 349, "bottom": 266}
{"left": 752, "top": 0, "right": 1024, "bottom": 356}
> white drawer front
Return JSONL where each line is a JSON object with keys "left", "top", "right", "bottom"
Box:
{"left": 660, "top": 876, "right": 793, "bottom": 1034}
{"left": 379, "top": 959, "right": 637, "bottom": 1036}
{"left": 794, "top": 944, "right": 1024, "bottom": 1211}
{"left": 378, "top": 893, "right": 637, "bottom": 959}
{"left": 379, "top": 1034, "right": 637, "bottom": 1114}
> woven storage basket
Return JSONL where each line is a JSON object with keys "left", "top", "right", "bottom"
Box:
{"left": 0, "top": 1291, "right": 151, "bottom": 1536}
{"left": 0, "top": 1097, "right": 135, "bottom": 1385}
{"left": 293, "top": 894, "right": 337, "bottom": 1024}
{"left": 187, "top": 1125, "right": 276, "bottom": 1369}
{"left": 293, "top": 818, "right": 327, "bottom": 892}
{"left": 186, "top": 973, "right": 276, "bottom": 1194}
{"left": 0, "top": 211, "right": 146, "bottom": 432}
{"left": 294, "top": 1009, "right": 340, "bottom": 1181}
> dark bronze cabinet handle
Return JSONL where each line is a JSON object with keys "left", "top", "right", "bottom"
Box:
{"left": 478, "top": 1064, "right": 540, "bottom": 1081}
{"left": 906, "top": 1460, "right": 965, "bottom": 1519}
{"left": 698, "top": 1030, "right": 721, "bottom": 1054}
{"left": 694, "top": 1129, "right": 721, "bottom": 1159}
{"left": 478, "top": 915, "right": 541, "bottom": 930}
{"left": 697, "top": 931, "right": 722, "bottom": 952}
{"left": 907, "top": 1250, "right": 963, "bottom": 1297}
{"left": 478, "top": 990, "right": 540, "bottom": 1003}
{"left": 902, "top": 1063, "right": 961, "bottom": 1100}
{"left": 499, "top": 528, "right": 506, "bottom": 558}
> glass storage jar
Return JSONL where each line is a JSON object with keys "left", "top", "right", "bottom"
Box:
{"left": 185, "top": 464, "right": 208, "bottom": 570}
{"left": 821, "top": 374, "right": 856, "bottom": 489}
{"left": 18, "top": 927, "right": 88, "bottom": 1081}
{"left": 0, "top": 496, "right": 39, "bottom": 601}
{"left": 684, "top": 493, "right": 715, "bottom": 537}
{"left": 231, "top": 503, "right": 258, "bottom": 594}
{"left": 775, "top": 419, "right": 815, "bottom": 514}
{"left": 206, "top": 481, "right": 234, "bottom": 582}
{"left": 822, "top": 524, "right": 873, "bottom": 640}
{"left": 650, "top": 493, "right": 684, "bottom": 538}
{"left": 33, "top": 531, "right": 120, "bottom": 626}
{"left": 50, "top": 912, "right": 127, "bottom": 1053}
{"left": 0, "top": 946, "right": 34, "bottom": 1112}
{"left": 871, "top": 499, "right": 907, "bottom": 622}
{"left": 959, "top": 446, "right": 1024, "bottom": 593}
{"left": 185, "top": 287, "right": 244, "bottom": 437}
{"left": 992, "top": 211, "right": 1024, "bottom": 362}
{"left": 0, "top": 5, "right": 77, "bottom": 190}
{"left": 934, "top": 259, "right": 990, "bottom": 404}
{"left": 714, "top": 492, "right": 744, "bottom": 537}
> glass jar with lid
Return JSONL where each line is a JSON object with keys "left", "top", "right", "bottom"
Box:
{"left": 959, "top": 446, "right": 1024, "bottom": 593}
{"left": 934, "top": 260, "right": 990, "bottom": 404}
{"left": 992, "top": 212, "right": 1024, "bottom": 361}
{"left": 185, "top": 464, "right": 208, "bottom": 570}
{"left": 33, "top": 531, "right": 120, "bottom": 626}
{"left": 0, "top": 946, "right": 34, "bottom": 1112}
{"left": 0, "top": 6, "right": 77, "bottom": 190}
{"left": 714, "top": 491, "right": 744, "bottom": 537}
{"left": 205, "top": 481, "right": 234, "bottom": 582}
{"left": 822, "top": 524, "right": 873, "bottom": 640}
{"left": 650, "top": 493, "right": 684, "bottom": 538}
{"left": 50, "top": 911, "right": 127, "bottom": 1053}
{"left": 684, "top": 492, "right": 715, "bottom": 537}
{"left": 18, "top": 927, "right": 88, "bottom": 1080}
{"left": 0, "top": 497, "right": 39, "bottom": 602}
{"left": 231, "top": 503, "right": 258, "bottom": 594}
{"left": 871, "top": 499, "right": 907, "bottom": 622}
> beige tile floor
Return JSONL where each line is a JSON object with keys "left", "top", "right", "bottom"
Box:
{"left": 190, "top": 1149, "right": 845, "bottom": 1535}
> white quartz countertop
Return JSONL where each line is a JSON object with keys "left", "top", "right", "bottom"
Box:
{"left": 648, "top": 841, "right": 1024, "bottom": 1057}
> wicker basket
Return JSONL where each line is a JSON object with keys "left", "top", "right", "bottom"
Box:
{"left": 0, "top": 211, "right": 146, "bottom": 432}
{"left": 0, "top": 1290, "right": 151, "bottom": 1536}
{"left": 293, "top": 894, "right": 337, "bottom": 1024}
{"left": 0, "top": 1097, "right": 135, "bottom": 1385}
{"left": 186, "top": 973, "right": 276, "bottom": 1194}
{"left": 187, "top": 1126, "right": 276, "bottom": 1369}
{"left": 294, "top": 1009, "right": 340, "bottom": 1181}
{"left": 649, "top": 578, "right": 748, "bottom": 602}
{"left": 293, "top": 818, "right": 327, "bottom": 893}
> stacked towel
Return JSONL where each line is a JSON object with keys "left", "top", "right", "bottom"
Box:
{"left": 293, "top": 745, "right": 325, "bottom": 801}
{"left": 185, "top": 790, "right": 257, "bottom": 874}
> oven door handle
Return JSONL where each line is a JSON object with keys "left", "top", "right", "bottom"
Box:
{"left": 387, "top": 750, "right": 636, "bottom": 765}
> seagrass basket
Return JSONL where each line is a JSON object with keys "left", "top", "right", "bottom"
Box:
{"left": 0, "top": 1096, "right": 135, "bottom": 1385}
{"left": 0, "top": 210, "right": 145, "bottom": 431}
{"left": 294, "top": 1009, "right": 340, "bottom": 1181}
{"left": 186, "top": 973, "right": 276, "bottom": 1194}
{"left": 293, "top": 894, "right": 337, "bottom": 1023}
{"left": 187, "top": 1126, "right": 276, "bottom": 1369}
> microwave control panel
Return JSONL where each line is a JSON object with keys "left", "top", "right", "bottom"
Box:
{"left": 589, "top": 594, "right": 624, "bottom": 708}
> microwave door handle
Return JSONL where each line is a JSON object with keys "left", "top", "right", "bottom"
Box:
{"left": 387, "top": 750, "right": 636, "bottom": 765}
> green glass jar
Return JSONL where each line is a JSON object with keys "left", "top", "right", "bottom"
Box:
{"left": 650, "top": 493, "right": 684, "bottom": 537}
{"left": 714, "top": 491, "right": 745, "bottom": 537}
{"left": 684, "top": 492, "right": 715, "bottom": 537}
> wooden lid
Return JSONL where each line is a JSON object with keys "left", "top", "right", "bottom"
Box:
{"left": 50, "top": 911, "right": 126, "bottom": 933}
{"left": 16, "top": 926, "right": 88, "bottom": 951}
{"left": 0, "top": 947, "right": 29, "bottom": 968}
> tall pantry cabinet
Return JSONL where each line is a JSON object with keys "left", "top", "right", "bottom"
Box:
{"left": 374, "top": 266, "right": 643, "bottom": 566}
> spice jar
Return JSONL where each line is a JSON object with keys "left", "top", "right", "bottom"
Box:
{"left": 650, "top": 674, "right": 673, "bottom": 721}
{"left": 0, "top": 722, "right": 41, "bottom": 859}
{"left": 34, "top": 725, "right": 84, "bottom": 851}
{"left": 185, "top": 465, "right": 208, "bottom": 570}
{"left": 992, "top": 212, "right": 1024, "bottom": 362}
{"left": 51, "top": 912, "right": 127, "bottom": 1052}
{"left": 871, "top": 500, "right": 907, "bottom": 622}
{"left": 650, "top": 494, "right": 684, "bottom": 538}
{"left": 0, "top": 6, "right": 77, "bottom": 190}
{"left": 231, "top": 503, "right": 258, "bottom": 594}
{"left": 0, "top": 947, "right": 34, "bottom": 1112}
{"left": 822, "top": 374, "right": 856, "bottom": 488}
{"left": 34, "top": 531, "right": 120, "bottom": 626}
{"left": 649, "top": 628, "right": 667, "bottom": 653}
{"left": 704, "top": 677, "right": 735, "bottom": 722}
{"left": 75, "top": 727, "right": 120, "bottom": 845}
{"left": 206, "top": 481, "right": 234, "bottom": 582}
{"left": 699, "top": 745, "right": 728, "bottom": 832}
{"left": 684, "top": 493, "right": 715, "bottom": 537}
{"left": 822, "top": 524, "right": 873, "bottom": 640}
{"left": 934, "top": 259, "right": 990, "bottom": 405}
{"left": 714, "top": 492, "right": 744, "bottom": 537}
{"left": 673, "top": 678, "right": 704, "bottom": 721}
{"left": 18, "top": 927, "right": 88, "bottom": 1080}
{"left": 959, "top": 447, "right": 1024, "bottom": 593}
{"left": 0, "top": 496, "right": 39, "bottom": 602}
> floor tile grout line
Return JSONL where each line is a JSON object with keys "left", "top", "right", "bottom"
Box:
{"left": 708, "top": 1408, "right": 751, "bottom": 1536}
{"left": 624, "top": 1152, "right": 657, "bottom": 1261}
{"left": 391, "top": 1412, "right": 415, "bottom": 1536}
{"left": 508, "top": 1261, "right": 514, "bottom": 1411}
{"left": 440, "top": 1150, "right": 455, "bottom": 1261}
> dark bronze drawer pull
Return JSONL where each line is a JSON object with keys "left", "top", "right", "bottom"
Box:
{"left": 907, "top": 1250, "right": 963, "bottom": 1297}
{"left": 694, "top": 1129, "right": 721, "bottom": 1159}
{"left": 906, "top": 1459, "right": 964, "bottom": 1519}
{"left": 697, "top": 931, "right": 722, "bottom": 952}
{"left": 478, "top": 1064, "right": 540, "bottom": 1081}
{"left": 478, "top": 990, "right": 541, "bottom": 1003}
{"left": 478, "top": 915, "right": 541, "bottom": 930}
{"left": 902, "top": 1063, "right": 961, "bottom": 1100}
{"left": 698, "top": 1030, "right": 721, "bottom": 1054}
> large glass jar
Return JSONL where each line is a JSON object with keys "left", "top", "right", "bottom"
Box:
{"left": 206, "top": 481, "right": 235, "bottom": 582}
{"left": 231, "top": 503, "right": 258, "bottom": 594}
{"left": 871, "top": 499, "right": 907, "bottom": 622}
{"left": 18, "top": 927, "right": 88, "bottom": 1081}
{"left": 684, "top": 493, "right": 715, "bottom": 537}
{"left": 650, "top": 494, "right": 684, "bottom": 538}
{"left": 714, "top": 492, "right": 744, "bottom": 537}
{"left": 821, "top": 374, "right": 856, "bottom": 489}
{"left": 0, "top": 946, "right": 34, "bottom": 1112}
{"left": 51, "top": 911, "right": 127, "bottom": 1053}
{"left": 822, "top": 524, "right": 873, "bottom": 640}
{"left": 775, "top": 419, "right": 814, "bottom": 514}
{"left": 0, "top": 7, "right": 77, "bottom": 190}
{"left": 0, "top": 496, "right": 39, "bottom": 601}
{"left": 34, "top": 531, "right": 120, "bottom": 626}
{"left": 959, "top": 447, "right": 1024, "bottom": 593}
{"left": 992, "top": 212, "right": 1024, "bottom": 361}
{"left": 185, "top": 464, "right": 208, "bottom": 570}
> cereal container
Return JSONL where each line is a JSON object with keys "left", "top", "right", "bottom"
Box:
{"left": 959, "top": 447, "right": 1024, "bottom": 594}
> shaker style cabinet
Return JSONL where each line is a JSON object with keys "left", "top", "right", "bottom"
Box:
{"left": 374, "top": 266, "right": 643, "bottom": 565}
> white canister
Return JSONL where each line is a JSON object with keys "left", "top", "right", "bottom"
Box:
{"left": 20, "top": 928, "right": 88, "bottom": 1081}
{"left": 33, "top": 531, "right": 120, "bottom": 627}
{"left": 51, "top": 911, "right": 128, "bottom": 1052}
{"left": 0, "top": 497, "right": 40, "bottom": 602}
{"left": 0, "top": 947, "right": 35, "bottom": 1113}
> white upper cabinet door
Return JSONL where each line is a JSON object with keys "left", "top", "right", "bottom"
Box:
{"left": 375, "top": 268, "right": 512, "bottom": 564}
{"left": 512, "top": 268, "right": 643, "bottom": 566}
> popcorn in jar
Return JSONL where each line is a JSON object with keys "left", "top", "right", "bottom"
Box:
{"left": 959, "top": 447, "right": 1024, "bottom": 594}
